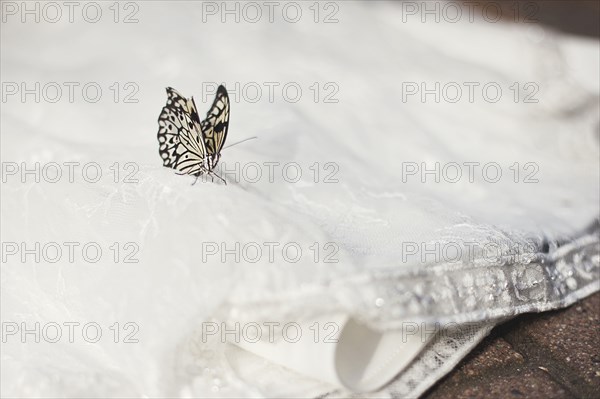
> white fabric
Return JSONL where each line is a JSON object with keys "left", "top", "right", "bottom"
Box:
{"left": 232, "top": 314, "right": 435, "bottom": 393}
{"left": 1, "top": 1, "right": 599, "bottom": 398}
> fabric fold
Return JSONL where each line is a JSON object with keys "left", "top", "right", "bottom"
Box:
{"left": 229, "top": 314, "right": 436, "bottom": 392}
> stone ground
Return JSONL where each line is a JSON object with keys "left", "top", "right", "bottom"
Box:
{"left": 422, "top": 292, "right": 600, "bottom": 399}
{"left": 423, "top": 2, "right": 600, "bottom": 398}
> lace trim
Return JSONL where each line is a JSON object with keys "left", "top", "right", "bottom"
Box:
{"left": 351, "top": 230, "right": 599, "bottom": 328}
{"left": 219, "top": 221, "right": 599, "bottom": 329}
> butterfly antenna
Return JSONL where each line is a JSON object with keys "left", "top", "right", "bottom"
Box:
{"left": 223, "top": 136, "right": 258, "bottom": 149}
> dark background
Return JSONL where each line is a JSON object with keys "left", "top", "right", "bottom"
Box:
{"left": 473, "top": 0, "right": 600, "bottom": 38}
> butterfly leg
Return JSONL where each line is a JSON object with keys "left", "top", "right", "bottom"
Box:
{"left": 210, "top": 171, "right": 227, "bottom": 185}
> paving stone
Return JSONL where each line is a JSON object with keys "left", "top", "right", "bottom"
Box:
{"left": 423, "top": 354, "right": 571, "bottom": 399}
{"left": 421, "top": 332, "right": 564, "bottom": 398}
{"left": 502, "top": 293, "right": 600, "bottom": 398}
{"left": 424, "top": 292, "right": 600, "bottom": 398}
{"left": 451, "top": 336, "right": 525, "bottom": 378}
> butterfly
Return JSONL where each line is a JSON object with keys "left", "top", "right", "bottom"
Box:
{"left": 157, "top": 85, "right": 230, "bottom": 184}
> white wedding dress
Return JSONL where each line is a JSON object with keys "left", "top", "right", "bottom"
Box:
{"left": 1, "top": 2, "right": 598, "bottom": 398}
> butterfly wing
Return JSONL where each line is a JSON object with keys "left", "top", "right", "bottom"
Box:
{"left": 201, "top": 85, "right": 230, "bottom": 157}
{"left": 157, "top": 87, "right": 208, "bottom": 175}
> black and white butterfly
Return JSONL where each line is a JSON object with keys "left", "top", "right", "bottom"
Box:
{"left": 157, "top": 86, "right": 230, "bottom": 184}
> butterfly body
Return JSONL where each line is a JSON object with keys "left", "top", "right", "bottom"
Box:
{"left": 157, "top": 85, "right": 230, "bottom": 183}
